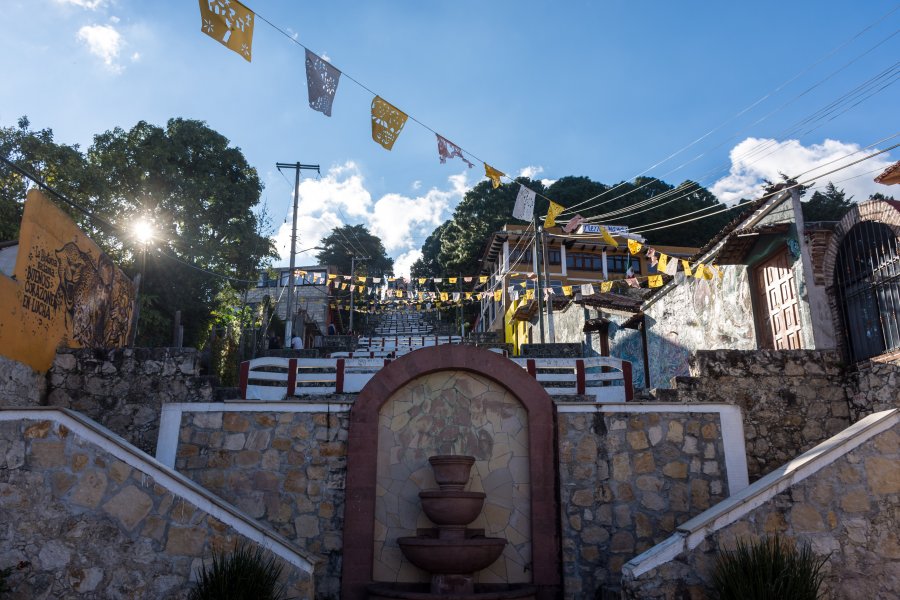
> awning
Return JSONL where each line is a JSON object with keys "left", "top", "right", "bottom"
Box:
{"left": 716, "top": 223, "right": 790, "bottom": 265}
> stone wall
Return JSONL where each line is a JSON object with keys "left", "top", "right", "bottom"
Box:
{"left": 47, "top": 348, "right": 214, "bottom": 454}
{"left": 0, "top": 355, "right": 45, "bottom": 407}
{"left": 849, "top": 354, "right": 900, "bottom": 420}
{"left": 677, "top": 349, "right": 850, "bottom": 480}
{"left": 620, "top": 414, "right": 899, "bottom": 599}
{"left": 557, "top": 408, "right": 731, "bottom": 599}
{"left": 0, "top": 415, "right": 314, "bottom": 599}
{"left": 174, "top": 407, "right": 349, "bottom": 600}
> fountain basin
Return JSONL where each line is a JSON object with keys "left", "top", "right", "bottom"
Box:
{"left": 367, "top": 582, "right": 536, "bottom": 600}
{"left": 428, "top": 455, "right": 476, "bottom": 490}
{"left": 420, "top": 490, "right": 486, "bottom": 526}
{"left": 397, "top": 536, "right": 506, "bottom": 574}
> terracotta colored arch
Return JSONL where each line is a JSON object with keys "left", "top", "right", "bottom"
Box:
{"left": 822, "top": 199, "right": 900, "bottom": 360}
{"left": 341, "top": 345, "right": 560, "bottom": 600}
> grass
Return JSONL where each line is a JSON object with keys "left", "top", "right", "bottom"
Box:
{"left": 189, "top": 543, "right": 286, "bottom": 600}
{"left": 713, "top": 535, "right": 829, "bottom": 600}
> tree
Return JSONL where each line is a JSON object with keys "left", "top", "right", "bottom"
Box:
{"left": 316, "top": 224, "right": 393, "bottom": 278}
{"left": 1, "top": 117, "right": 276, "bottom": 347}
{"left": 802, "top": 182, "right": 854, "bottom": 222}
{"left": 410, "top": 221, "right": 450, "bottom": 279}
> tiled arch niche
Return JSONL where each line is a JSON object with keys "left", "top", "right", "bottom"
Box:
{"left": 341, "top": 345, "right": 561, "bottom": 600}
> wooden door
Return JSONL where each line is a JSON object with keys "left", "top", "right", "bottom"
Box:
{"left": 755, "top": 247, "right": 803, "bottom": 349}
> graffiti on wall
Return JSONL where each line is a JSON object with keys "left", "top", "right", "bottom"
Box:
{"left": 0, "top": 190, "right": 136, "bottom": 371}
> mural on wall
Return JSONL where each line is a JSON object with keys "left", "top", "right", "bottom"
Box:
{"left": 0, "top": 190, "right": 136, "bottom": 371}
{"left": 646, "top": 267, "right": 755, "bottom": 388}
{"left": 607, "top": 319, "right": 646, "bottom": 389}
{"left": 374, "top": 371, "right": 531, "bottom": 585}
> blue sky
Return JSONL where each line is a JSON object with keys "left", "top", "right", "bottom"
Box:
{"left": 2, "top": 1, "right": 898, "bottom": 276}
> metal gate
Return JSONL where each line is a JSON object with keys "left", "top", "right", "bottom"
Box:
{"left": 834, "top": 221, "right": 900, "bottom": 362}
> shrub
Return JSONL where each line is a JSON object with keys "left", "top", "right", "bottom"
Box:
{"left": 713, "top": 535, "right": 829, "bottom": 600}
{"left": 189, "top": 543, "right": 286, "bottom": 600}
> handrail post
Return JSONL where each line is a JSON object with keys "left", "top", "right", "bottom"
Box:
{"left": 287, "top": 358, "right": 298, "bottom": 397}
{"left": 575, "top": 359, "right": 586, "bottom": 395}
{"left": 622, "top": 361, "right": 634, "bottom": 401}
{"left": 239, "top": 361, "right": 249, "bottom": 399}
{"left": 526, "top": 359, "right": 537, "bottom": 379}
{"left": 336, "top": 358, "right": 346, "bottom": 394}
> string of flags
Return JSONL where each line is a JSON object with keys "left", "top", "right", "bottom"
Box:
{"left": 196, "top": 0, "right": 571, "bottom": 217}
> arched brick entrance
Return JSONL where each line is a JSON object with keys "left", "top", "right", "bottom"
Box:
{"left": 341, "top": 345, "right": 560, "bottom": 600}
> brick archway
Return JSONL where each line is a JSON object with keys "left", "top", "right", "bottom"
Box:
{"left": 822, "top": 199, "right": 900, "bottom": 360}
{"left": 341, "top": 345, "right": 560, "bottom": 600}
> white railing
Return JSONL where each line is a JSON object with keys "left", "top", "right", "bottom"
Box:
{"left": 240, "top": 354, "right": 632, "bottom": 402}
{"left": 357, "top": 336, "right": 462, "bottom": 351}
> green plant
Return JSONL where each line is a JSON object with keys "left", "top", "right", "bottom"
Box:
{"left": 189, "top": 543, "right": 286, "bottom": 600}
{"left": 713, "top": 535, "right": 829, "bottom": 600}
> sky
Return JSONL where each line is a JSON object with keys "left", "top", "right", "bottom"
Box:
{"left": 2, "top": 1, "right": 898, "bottom": 278}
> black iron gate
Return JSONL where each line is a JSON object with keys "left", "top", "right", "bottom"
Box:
{"left": 834, "top": 221, "right": 900, "bottom": 362}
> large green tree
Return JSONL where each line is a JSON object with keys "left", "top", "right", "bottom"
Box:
{"left": 0, "top": 117, "right": 275, "bottom": 347}
{"left": 316, "top": 224, "right": 393, "bottom": 278}
{"left": 801, "top": 182, "right": 854, "bottom": 222}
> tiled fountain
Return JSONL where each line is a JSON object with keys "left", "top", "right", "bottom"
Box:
{"left": 368, "top": 455, "right": 535, "bottom": 599}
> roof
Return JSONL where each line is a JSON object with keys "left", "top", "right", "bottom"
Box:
{"left": 715, "top": 223, "right": 790, "bottom": 265}
{"left": 874, "top": 160, "right": 900, "bottom": 185}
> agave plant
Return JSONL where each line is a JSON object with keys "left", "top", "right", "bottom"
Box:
{"left": 189, "top": 543, "right": 286, "bottom": 600}
{"left": 713, "top": 535, "right": 829, "bottom": 600}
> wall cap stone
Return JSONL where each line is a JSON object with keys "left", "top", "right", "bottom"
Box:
{"left": 622, "top": 408, "right": 899, "bottom": 579}
{"left": 0, "top": 406, "right": 320, "bottom": 575}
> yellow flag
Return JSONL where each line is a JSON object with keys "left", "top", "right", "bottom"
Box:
{"left": 357, "top": 276, "right": 366, "bottom": 283}
{"left": 600, "top": 281, "right": 613, "bottom": 293}
{"left": 479, "top": 275, "right": 488, "bottom": 283}
{"left": 484, "top": 163, "right": 504, "bottom": 189}
{"left": 198, "top": 0, "right": 255, "bottom": 62}
{"left": 599, "top": 226, "right": 619, "bottom": 248}
{"left": 440, "top": 292, "right": 448, "bottom": 301}
{"left": 388, "top": 277, "right": 396, "bottom": 282}
{"left": 493, "top": 290, "right": 502, "bottom": 301}
{"left": 525, "top": 289, "right": 534, "bottom": 301}
{"left": 627, "top": 239, "right": 643, "bottom": 255}
{"left": 327, "top": 273, "right": 336, "bottom": 280}
{"left": 544, "top": 200, "right": 565, "bottom": 228}
{"left": 465, "top": 292, "right": 472, "bottom": 299}
{"left": 648, "top": 274, "right": 663, "bottom": 288}
{"left": 681, "top": 260, "right": 693, "bottom": 277}
{"left": 657, "top": 253, "right": 668, "bottom": 273}
{"left": 449, "top": 277, "right": 457, "bottom": 284}
{"left": 341, "top": 283, "right": 348, "bottom": 290}
{"left": 520, "top": 281, "right": 527, "bottom": 288}
{"left": 395, "top": 290, "right": 403, "bottom": 298}
{"left": 371, "top": 96, "right": 408, "bottom": 151}
{"left": 562, "top": 285, "right": 573, "bottom": 296}
{"left": 710, "top": 264, "right": 724, "bottom": 279}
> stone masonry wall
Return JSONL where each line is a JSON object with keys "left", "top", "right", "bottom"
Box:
{"left": 47, "top": 348, "right": 214, "bottom": 454}
{"left": 175, "top": 408, "right": 349, "bottom": 600}
{"left": 0, "top": 417, "right": 313, "bottom": 599}
{"left": 0, "top": 355, "right": 45, "bottom": 407}
{"left": 678, "top": 349, "right": 850, "bottom": 480}
{"left": 849, "top": 354, "right": 900, "bottom": 421}
{"left": 620, "top": 421, "right": 900, "bottom": 600}
{"left": 557, "top": 410, "right": 729, "bottom": 599}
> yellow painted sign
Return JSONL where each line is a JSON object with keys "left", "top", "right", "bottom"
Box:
{"left": 0, "top": 190, "right": 136, "bottom": 371}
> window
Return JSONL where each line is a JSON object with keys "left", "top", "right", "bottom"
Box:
{"left": 566, "top": 252, "right": 604, "bottom": 271}
{"left": 606, "top": 255, "right": 628, "bottom": 273}
{"left": 548, "top": 249, "right": 561, "bottom": 265}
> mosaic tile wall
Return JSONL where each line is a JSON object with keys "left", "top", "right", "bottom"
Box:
{"left": 374, "top": 371, "right": 531, "bottom": 584}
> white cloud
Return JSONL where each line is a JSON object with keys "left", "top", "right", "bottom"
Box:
{"left": 711, "top": 137, "right": 896, "bottom": 205}
{"left": 518, "top": 165, "right": 543, "bottom": 179}
{"left": 56, "top": 0, "right": 107, "bottom": 9}
{"left": 77, "top": 24, "right": 123, "bottom": 72}
{"left": 272, "top": 163, "right": 471, "bottom": 278}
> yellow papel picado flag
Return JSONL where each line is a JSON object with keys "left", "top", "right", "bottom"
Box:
{"left": 371, "top": 96, "right": 408, "bottom": 150}
{"left": 627, "top": 239, "right": 643, "bottom": 255}
{"left": 648, "top": 274, "right": 663, "bottom": 288}
{"left": 484, "top": 164, "right": 504, "bottom": 189}
{"left": 599, "top": 226, "right": 619, "bottom": 248}
{"left": 198, "top": 0, "right": 255, "bottom": 62}
{"left": 544, "top": 201, "right": 565, "bottom": 228}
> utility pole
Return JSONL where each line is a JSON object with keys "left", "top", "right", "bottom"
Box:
{"left": 276, "top": 161, "right": 320, "bottom": 345}
{"left": 540, "top": 226, "right": 556, "bottom": 342}
{"left": 349, "top": 255, "right": 367, "bottom": 333}
{"left": 533, "top": 218, "right": 546, "bottom": 343}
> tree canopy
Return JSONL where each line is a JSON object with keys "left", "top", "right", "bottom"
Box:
{"left": 411, "top": 174, "right": 733, "bottom": 278}
{"left": 1, "top": 117, "right": 276, "bottom": 347}
{"left": 316, "top": 224, "right": 393, "bottom": 278}
{"left": 801, "top": 182, "right": 854, "bottom": 222}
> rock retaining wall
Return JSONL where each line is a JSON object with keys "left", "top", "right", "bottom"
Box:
{"left": 557, "top": 408, "right": 731, "bottom": 599}
{"left": 849, "top": 354, "right": 900, "bottom": 420}
{"left": 620, "top": 413, "right": 899, "bottom": 600}
{"left": 47, "top": 348, "right": 214, "bottom": 454}
{"left": 678, "top": 349, "right": 851, "bottom": 479}
{"left": 0, "top": 415, "right": 315, "bottom": 599}
{"left": 174, "top": 406, "right": 350, "bottom": 600}
{"left": 0, "top": 355, "right": 44, "bottom": 407}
